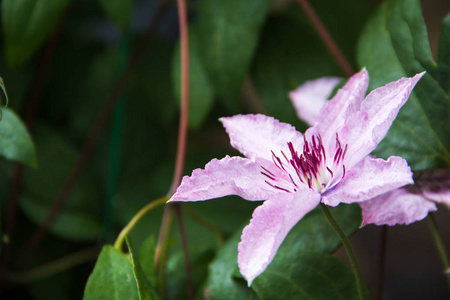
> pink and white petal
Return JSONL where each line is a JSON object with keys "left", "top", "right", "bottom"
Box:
{"left": 289, "top": 77, "right": 341, "bottom": 126}
{"left": 220, "top": 114, "right": 304, "bottom": 161}
{"left": 360, "top": 187, "right": 437, "bottom": 226}
{"left": 417, "top": 169, "right": 450, "bottom": 209}
{"left": 238, "top": 190, "right": 321, "bottom": 286}
{"left": 308, "top": 69, "right": 368, "bottom": 149}
{"left": 170, "top": 156, "right": 276, "bottom": 202}
{"left": 340, "top": 73, "right": 424, "bottom": 167}
{"left": 322, "top": 156, "right": 413, "bottom": 207}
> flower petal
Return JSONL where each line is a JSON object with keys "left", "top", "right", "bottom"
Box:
{"left": 289, "top": 77, "right": 341, "bottom": 126}
{"left": 360, "top": 187, "right": 437, "bottom": 226}
{"left": 417, "top": 169, "right": 450, "bottom": 209}
{"left": 340, "top": 73, "right": 424, "bottom": 168}
{"left": 220, "top": 114, "right": 303, "bottom": 161}
{"left": 238, "top": 190, "right": 321, "bottom": 286}
{"left": 307, "top": 69, "right": 368, "bottom": 150}
{"left": 170, "top": 156, "right": 277, "bottom": 202}
{"left": 322, "top": 156, "right": 413, "bottom": 207}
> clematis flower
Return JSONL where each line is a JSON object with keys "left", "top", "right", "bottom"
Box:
{"left": 170, "top": 69, "right": 423, "bottom": 285}
{"left": 290, "top": 71, "right": 449, "bottom": 227}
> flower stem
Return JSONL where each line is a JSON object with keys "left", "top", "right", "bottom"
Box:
{"left": 320, "top": 203, "right": 365, "bottom": 300}
{"left": 427, "top": 212, "right": 450, "bottom": 291}
{"left": 114, "top": 196, "right": 168, "bottom": 251}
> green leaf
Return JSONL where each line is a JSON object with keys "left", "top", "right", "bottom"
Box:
{"left": 1, "top": 0, "right": 71, "bottom": 66}
{"left": 204, "top": 229, "right": 260, "bottom": 300}
{"left": 126, "top": 238, "right": 159, "bottom": 300}
{"left": 357, "top": 0, "right": 450, "bottom": 170}
{"left": 0, "top": 77, "right": 9, "bottom": 119}
{"left": 172, "top": 30, "right": 215, "bottom": 130}
{"left": 438, "top": 12, "right": 450, "bottom": 93}
{"left": 139, "top": 236, "right": 157, "bottom": 285}
{"left": 20, "top": 124, "right": 101, "bottom": 241}
{"left": 98, "top": 0, "right": 133, "bottom": 31}
{"left": 205, "top": 204, "right": 361, "bottom": 299}
{"left": 84, "top": 246, "right": 139, "bottom": 300}
{"left": 252, "top": 252, "right": 365, "bottom": 300}
{"left": 195, "top": 0, "right": 274, "bottom": 111}
{"left": 0, "top": 107, "right": 37, "bottom": 167}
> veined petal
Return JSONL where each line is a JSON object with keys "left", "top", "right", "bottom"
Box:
{"left": 238, "top": 190, "right": 321, "bottom": 286}
{"left": 170, "top": 156, "right": 276, "bottom": 202}
{"left": 360, "top": 187, "right": 437, "bottom": 226}
{"left": 322, "top": 156, "right": 413, "bottom": 207}
{"left": 220, "top": 114, "right": 303, "bottom": 161}
{"left": 289, "top": 77, "right": 341, "bottom": 126}
{"left": 308, "top": 69, "right": 368, "bottom": 149}
{"left": 340, "top": 73, "right": 424, "bottom": 168}
{"left": 417, "top": 169, "right": 450, "bottom": 209}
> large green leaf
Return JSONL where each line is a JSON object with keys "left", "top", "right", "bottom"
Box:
{"left": 1, "top": 0, "right": 71, "bottom": 66}
{"left": 252, "top": 252, "right": 367, "bottom": 300}
{"left": 195, "top": 0, "right": 274, "bottom": 111}
{"left": 127, "top": 238, "right": 159, "bottom": 300}
{"left": 357, "top": 0, "right": 450, "bottom": 170}
{"left": 205, "top": 204, "right": 361, "bottom": 299}
{"left": 20, "top": 124, "right": 101, "bottom": 241}
{"left": 84, "top": 246, "right": 139, "bottom": 300}
{"left": 0, "top": 107, "right": 37, "bottom": 167}
{"left": 172, "top": 30, "right": 215, "bottom": 130}
{"left": 98, "top": 0, "right": 133, "bottom": 31}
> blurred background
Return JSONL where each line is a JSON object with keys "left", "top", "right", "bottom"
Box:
{"left": 0, "top": 0, "right": 449, "bottom": 299}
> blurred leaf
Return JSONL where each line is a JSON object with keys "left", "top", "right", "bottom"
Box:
{"left": 20, "top": 124, "right": 101, "bottom": 241}
{"left": 358, "top": 0, "right": 450, "bottom": 170}
{"left": 84, "top": 246, "right": 139, "bottom": 300}
{"left": 205, "top": 204, "right": 361, "bottom": 299}
{"left": 195, "top": 0, "right": 274, "bottom": 111}
{"left": 139, "top": 236, "right": 157, "bottom": 285}
{"left": 98, "top": 0, "right": 133, "bottom": 31}
{"left": 0, "top": 107, "right": 37, "bottom": 167}
{"left": 251, "top": 11, "right": 341, "bottom": 128}
{"left": 438, "top": 12, "right": 450, "bottom": 93}
{"left": 1, "top": 0, "right": 71, "bottom": 66}
{"left": 252, "top": 252, "right": 366, "bottom": 300}
{"left": 126, "top": 238, "right": 159, "bottom": 300}
{"left": 172, "top": 30, "right": 215, "bottom": 130}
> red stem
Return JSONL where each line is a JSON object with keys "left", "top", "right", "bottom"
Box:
{"left": 297, "top": 0, "right": 354, "bottom": 77}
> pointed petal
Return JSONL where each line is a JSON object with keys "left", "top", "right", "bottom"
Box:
{"left": 322, "top": 156, "right": 413, "bottom": 207}
{"left": 307, "top": 69, "right": 368, "bottom": 150}
{"left": 170, "top": 156, "right": 276, "bottom": 202}
{"left": 289, "top": 77, "right": 341, "bottom": 126}
{"left": 417, "top": 169, "right": 450, "bottom": 209}
{"left": 340, "top": 73, "right": 424, "bottom": 168}
{"left": 220, "top": 114, "right": 303, "bottom": 161}
{"left": 360, "top": 187, "right": 437, "bottom": 226}
{"left": 238, "top": 190, "right": 321, "bottom": 286}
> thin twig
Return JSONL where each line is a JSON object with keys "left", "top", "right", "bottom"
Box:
{"left": 24, "top": 0, "right": 170, "bottom": 255}
{"left": 427, "top": 213, "right": 450, "bottom": 291}
{"left": 297, "top": 0, "right": 354, "bottom": 77}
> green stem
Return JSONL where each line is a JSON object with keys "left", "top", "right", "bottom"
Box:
{"left": 320, "top": 204, "right": 365, "bottom": 300}
{"left": 427, "top": 213, "right": 450, "bottom": 290}
{"left": 114, "top": 196, "right": 168, "bottom": 251}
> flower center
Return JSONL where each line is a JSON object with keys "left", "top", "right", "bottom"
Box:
{"left": 261, "top": 134, "right": 347, "bottom": 194}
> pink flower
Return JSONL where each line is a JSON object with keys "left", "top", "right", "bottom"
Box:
{"left": 170, "top": 69, "right": 423, "bottom": 285}
{"left": 291, "top": 71, "right": 449, "bottom": 227}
